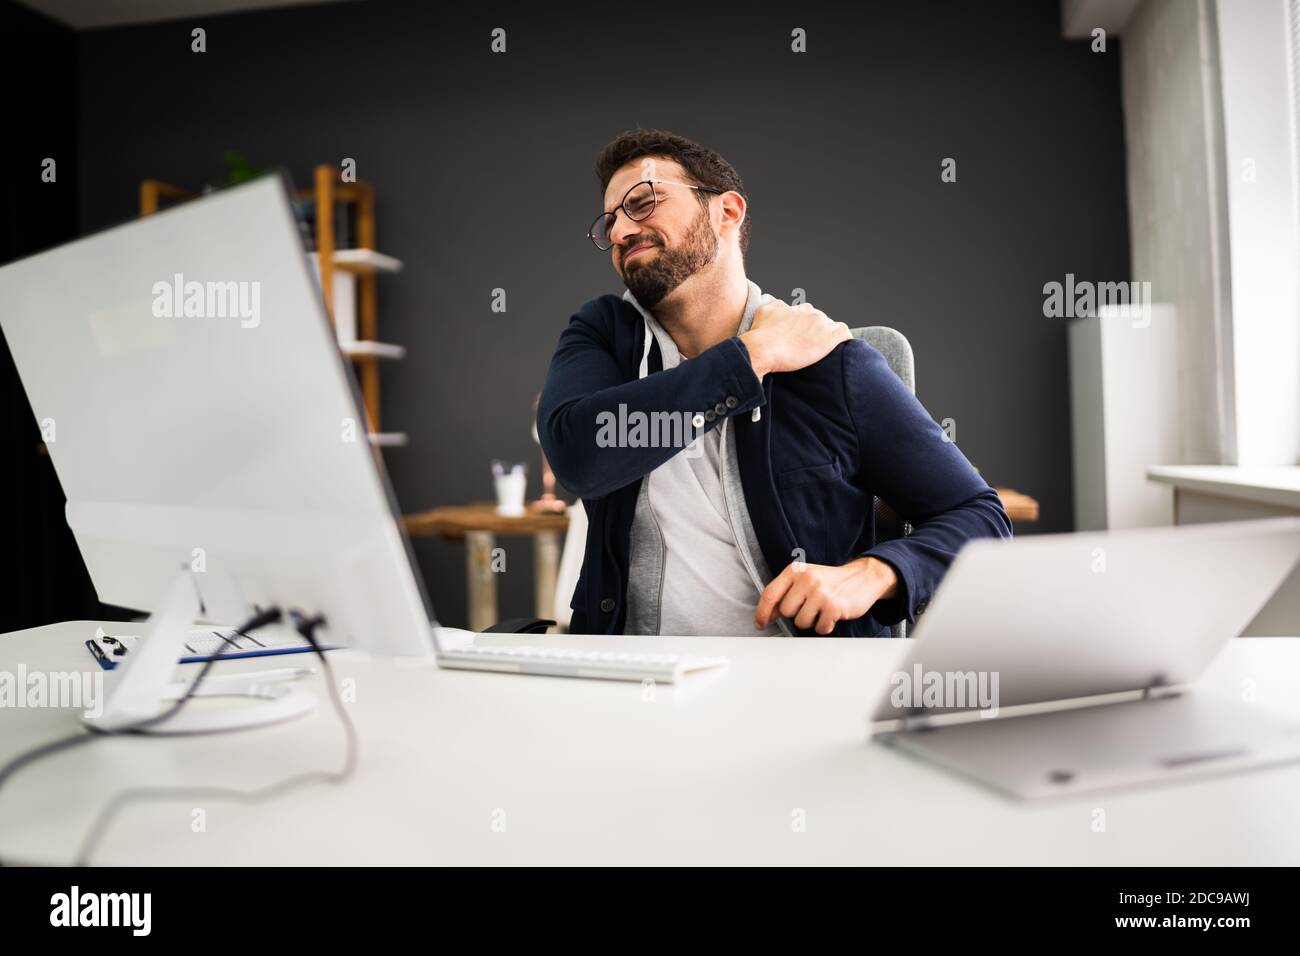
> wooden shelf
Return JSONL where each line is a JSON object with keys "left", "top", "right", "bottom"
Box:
{"left": 341, "top": 340, "right": 406, "bottom": 360}
{"left": 332, "top": 249, "right": 402, "bottom": 274}
{"left": 140, "top": 168, "right": 405, "bottom": 445}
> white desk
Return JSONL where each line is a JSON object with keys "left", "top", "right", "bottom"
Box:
{"left": 2, "top": 621, "right": 1300, "bottom": 865}
{"left": 1147, "top": 466, "right": 1300, "bottom": 636}
{"left": 1147, "top": 465, "right": 1300, "bottom": 519}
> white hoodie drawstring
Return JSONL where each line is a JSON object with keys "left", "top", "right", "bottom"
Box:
{"left": 638, "top": 317, "right": 653, "bottom": 380}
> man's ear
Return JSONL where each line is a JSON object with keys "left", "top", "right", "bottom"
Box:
{"left": 718, "top": 190, "right": 747, "bottom": 239}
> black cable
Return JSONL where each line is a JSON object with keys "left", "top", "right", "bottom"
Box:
{"left": 0, "top": 606, "right": 284, "bottom": 802}
{"left": 96, "top": 605, "right": 287, "bottom": 735}
{"left": 72, "top": 607, "right": 356, "bottom": 866}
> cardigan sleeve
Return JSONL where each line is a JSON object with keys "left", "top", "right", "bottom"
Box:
{"left": 840, "top": 338, "right": 1012, "bottom": 625}
{"left": 538, "top": 311, "right": 767, "bottom": 500}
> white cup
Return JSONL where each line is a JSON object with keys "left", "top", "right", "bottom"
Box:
{"left": 492, "top": 460, "right": 528, "bottom": 516}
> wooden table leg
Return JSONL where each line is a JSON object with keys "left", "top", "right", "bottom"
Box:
{"left": 466, "top": 530, "right": 498, "bottom": 632}
{"left": 534, "top": 530, "right": 561, "bottom": 622}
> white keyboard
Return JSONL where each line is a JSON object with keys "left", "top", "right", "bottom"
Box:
{"left": 436, "top": 644, "right": 729, "bottom": 683}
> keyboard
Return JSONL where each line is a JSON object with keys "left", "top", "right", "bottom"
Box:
{"left": 436, "top": 644, "right": 729, "bottom": 683}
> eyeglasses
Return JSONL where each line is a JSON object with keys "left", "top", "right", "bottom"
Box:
{"left": 588, "top": 179, "right": 723, "bottom": 251}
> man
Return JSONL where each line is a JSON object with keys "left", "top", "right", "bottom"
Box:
{"left": 538, "top": 129, "right": 1011, "bottom": 637}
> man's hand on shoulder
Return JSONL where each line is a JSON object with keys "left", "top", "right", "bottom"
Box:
{"left": 754, "top": 556, "right": 900, "bottom": 634}
{"left": 739, "top": 300, "right": 852, "bottom": 378}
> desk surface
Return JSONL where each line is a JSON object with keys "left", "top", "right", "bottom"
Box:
{"left": 1148, "top": 465, "right": 1300, "bottom": 510}
{"left": 2, "top": 622, "right": 1298, "bottom": 865}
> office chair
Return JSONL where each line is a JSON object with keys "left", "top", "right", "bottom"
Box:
{"left": 551, "top": 327, "right": 919, "bottom": 638}
{"left": 851, "top": 326, "right": 916, "bottom": 638}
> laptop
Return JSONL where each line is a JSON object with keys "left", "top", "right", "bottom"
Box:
{"left": 867, "top": 517, "right": 1300, "bottom": 797}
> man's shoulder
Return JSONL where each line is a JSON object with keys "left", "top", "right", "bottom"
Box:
{"left": 771, "top": 338, "right": 866, "bottom": 388}
{"left": 560, "top": 294, "right": 644, "bottom": 362}
{"left": 778, "top": 337, "right": 894, "bottom": 387}
{"left": 769, "top": 338, "right": 901, "bottom": 435}
{"left": 572, "top": 293, "right": 639, "bottom": 329}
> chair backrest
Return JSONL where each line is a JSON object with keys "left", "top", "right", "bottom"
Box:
{"left": 851, "top": 326, "right": 915, "bottom": 392}
{"left": 851, "top": 327, "right": 915, "bottom": 638}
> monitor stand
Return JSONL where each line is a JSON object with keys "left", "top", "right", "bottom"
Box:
{"left": 82, "top": 571, "right": 318, "bottom": 735}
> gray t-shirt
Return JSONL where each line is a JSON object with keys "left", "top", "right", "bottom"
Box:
{"left": 624, "top": 310, "right": 782, "bottom": 637}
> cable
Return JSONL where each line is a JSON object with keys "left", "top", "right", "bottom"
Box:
{"left": 0, "top": 606, "right": 283, "bottom": 867}
{"left": 72, "top": 607, "right": 356, "bottom": 866}
{"left": 0, "top": 606, "right": 284, "bottom": 801}
{"left": 94, "top": 605, "right": 287, "bottom": 735}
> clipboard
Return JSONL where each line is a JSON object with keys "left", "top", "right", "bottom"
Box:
{"left": 85, "top": 625, "right": 332, "bottom": 671}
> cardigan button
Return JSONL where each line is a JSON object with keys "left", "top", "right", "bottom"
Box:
{"left": 600, "top": 598, "right": 615, "bottom": 613}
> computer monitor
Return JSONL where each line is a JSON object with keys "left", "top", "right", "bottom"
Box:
{"left": 0, "top": 174, "right": 436, "bottom": 731}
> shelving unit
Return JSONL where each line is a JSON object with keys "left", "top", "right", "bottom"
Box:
{"left": 139, "top": 166, "right": 406, "bottom": 446}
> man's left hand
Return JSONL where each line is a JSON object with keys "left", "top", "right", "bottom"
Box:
{"left": 754, "top": 556, "right": 900, "bottom": 634}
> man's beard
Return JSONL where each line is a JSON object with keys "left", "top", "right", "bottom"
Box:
{"left": 621, "top": 206, "right": 718, "bottom": 309}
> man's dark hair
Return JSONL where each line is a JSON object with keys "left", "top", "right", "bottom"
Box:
{"left": 596, "top": 128, "right": 751, "bottom": 256}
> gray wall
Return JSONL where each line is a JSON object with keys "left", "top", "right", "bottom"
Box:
{"left": 75, "top": 0, "right": 1130, "bottom": 627}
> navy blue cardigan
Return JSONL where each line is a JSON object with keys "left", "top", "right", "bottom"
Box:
{"left": 537, "top": 294, "right": 1013, "bottom": 637}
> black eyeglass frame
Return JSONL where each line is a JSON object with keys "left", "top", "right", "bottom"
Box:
{"left": 587, "top": 179, "right": 725, "bottom": 251}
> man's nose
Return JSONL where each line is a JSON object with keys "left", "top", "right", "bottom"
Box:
{"left": 609, "top": 213, "right": 642, "bottom": 250}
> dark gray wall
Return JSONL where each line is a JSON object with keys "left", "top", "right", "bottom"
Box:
{"left": 75, "top": 0, "right": 1130, "bottom": 628}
